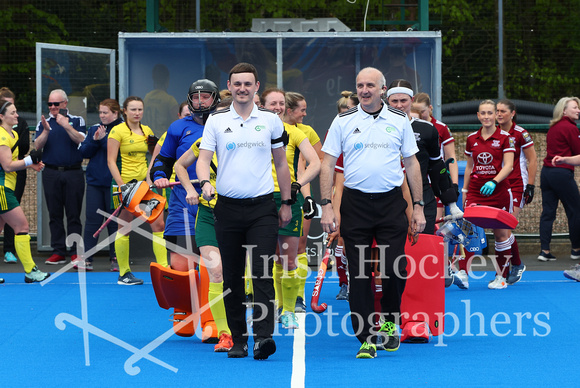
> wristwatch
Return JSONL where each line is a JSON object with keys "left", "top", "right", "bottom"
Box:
{"left": 320, "top": 199, "right": 332, "bottom": 206}
{"left": 280, "top": 199, "right": 292, "bottom": 205}
{"left": 200, "top": 180, "right": 210, "bottom": 188}
{"left": 413, "top": 200, "right": 425, "bottom": 207}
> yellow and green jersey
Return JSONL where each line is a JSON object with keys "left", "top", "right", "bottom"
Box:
{"left": 0, "top": 127, "right": 18, "bottom": 190}
{"left": 295, "top": 123, "right": 320, "bottom": 148}
{"left": 272, "top": 123, "right": 308, "bottom": 192}
{"left": 109, "top": 122, "right": 154, "bottom": 182}
{"left": 191, "top": 137, "right": 218, "bottom": 208}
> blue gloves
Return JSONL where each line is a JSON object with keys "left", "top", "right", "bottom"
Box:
{"left": 480, "top": 180, "right": 497, "bottom": 196}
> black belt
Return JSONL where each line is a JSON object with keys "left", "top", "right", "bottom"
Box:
{"left": 218, "top": 193, "right": 273, "bottom": 205}
{"left": 44, "top": 164, "right": 82, "bottom": 171}
{"left": 344, "top": 186, "right": 401, "bottom": 200}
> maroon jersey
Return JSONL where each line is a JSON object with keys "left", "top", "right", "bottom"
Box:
{"left": 543, "top": 116, "right": 580, "bottom": 172}
{"left": 464, "top": 127, "right": 515, "bottom": 210}
{"left": 504, "top": 123, "right": 534, "bottom": 189}
{"left": 431, "top": 116, "right": 455, "bottom": 158}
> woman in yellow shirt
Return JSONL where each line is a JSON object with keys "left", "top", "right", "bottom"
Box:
{"left": 107, "top": 96, "right": 167, "bottom": 285}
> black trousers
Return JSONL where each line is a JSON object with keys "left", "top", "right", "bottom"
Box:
{"left": 341, "top": 187, "right": 408, "bottom": 344}
{"left": 540, "top": 166, "right": 580, "bottom": 250}
{"left": 42, "top": 167, "right": 85, "bottom": 256}
{"left": 83, "top": 184, "right": 116, "bottom": 260}
{"left": 3, "top": 170, "right": 26, "bottom": 254}
{"left": 213, "top": 194, "right": 278, "bottom": 345}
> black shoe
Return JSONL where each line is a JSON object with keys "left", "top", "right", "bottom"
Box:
{"left": 537, "top": 251, "right": 556, "bottom": 262}
{"left": 227, "top": 342, "right": 248, "bottom": 358}
{"left": 379, "top": 321, "right": 400, "bottom": 352}
{"left": 253, "top": 338, "right": 276, "bottom": 360}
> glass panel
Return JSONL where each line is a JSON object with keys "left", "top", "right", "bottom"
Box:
{"left": 37, "top": 44, "right": 115, "bottom": 251}
{"left": 125, "top": 37, "right": 278, "bottom": 137}
{"left": 40, "top": 47, "right": 114, "bottom": 126}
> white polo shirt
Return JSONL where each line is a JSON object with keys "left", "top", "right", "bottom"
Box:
{"left": 200, "top": 103, "right": 285, "bottom": 199}
{"left": 322, "top": 104, "right": 418, "bottom": 193}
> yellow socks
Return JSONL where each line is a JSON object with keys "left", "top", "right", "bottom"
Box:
{"left": 152, "top": 231, "right": 168, "bottom": 267}
{"left": 296, "top": 252, "right": 309, "bottom": 299}
{"left": 115, "top": 234, "right": 130, "bottom": 276}
{"left": 208, "top": 281, "right": 231, "bottom": 336}
{"left": 15, "top": 234, "right": 35, "bottom": 273}
{"left": 281, "top": 269, "right": 300, "bottom": 313}
{"left": 273, "top": 262, "right": 284, "bottom": 310}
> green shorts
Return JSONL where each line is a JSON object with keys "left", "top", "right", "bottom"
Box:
{"left": 0, "top": 187, "right": 21, "bottom": 214}
{"left": 195, "top": 203, "right": 218, "bottom": 248}
{"left": 274, "top": 192, "right": 303, "bottom": 237}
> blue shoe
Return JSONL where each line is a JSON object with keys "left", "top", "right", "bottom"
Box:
{"left": 571, "top": 249, "right": 580, "bottom": 260}
{"left": 564, "top": 264, "right": 580, "bottom": 281}
{"left": 117, "top": 272, "right": 143, "bottom": 285}
{"left": 25, "top": 267, "right": 51, "bottom": 283}
{"left": 295, "top": 296, "right": 306, "bottom": 313}
{"left": 4, "top": 252, "right": 17, "bottom": 264}
{"left": 507, "top": 264, "right": 526, "bottom": 285}
{"left": 280, "top": 311, "right": 299, "bottom": 329}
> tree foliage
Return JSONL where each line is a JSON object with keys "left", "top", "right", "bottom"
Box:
{"left": 3, "top": 0, "right": 580, "bottom": 110}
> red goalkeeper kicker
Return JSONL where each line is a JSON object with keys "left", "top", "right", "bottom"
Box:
{"left": 311, "top": 237, "right": 332, "bottom": 313}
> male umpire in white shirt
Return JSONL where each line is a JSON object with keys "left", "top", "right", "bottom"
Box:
{"left": 320, "top": 67, "right": 426, "bottom": 359}
{"left": 197, "top": 62, "right": 292, "bottom": 360}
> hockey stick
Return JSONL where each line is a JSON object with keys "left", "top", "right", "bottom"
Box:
{"left": 112, "top": 179, "right": 200, "bottom": 196}
{"left": 311, "top": 234, "right": 332, "bottom": 314}
{"left": 93, "top": 204, "right": 123, "bottom": 238}
{"left": 95, "top": 179, "right": 200, "bottom": 237}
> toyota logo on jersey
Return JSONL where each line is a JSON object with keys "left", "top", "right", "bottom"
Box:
{"left": 477, "top": 152, "right": 493, "bottom": 165}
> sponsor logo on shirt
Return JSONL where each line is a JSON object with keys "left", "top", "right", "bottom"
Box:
{"left": 385, "top": 126, "right": 396, "bottom": 133}
{"left": 224, "top": 127, "right": 233, "bottom": 133}
{"left": 255, "top": 125, "right": 265, "bottom": 132}
{"left": 226, "top": 141, "right": 266, "bottom": 151}
{"left": 477, "top": 152, "right": 493, "bottom": 165}
{"left": 353, "top": 128, "right": 361, "bottom": 134}
{"left": 353, "top": 142, "right": 389, "bottom": 151}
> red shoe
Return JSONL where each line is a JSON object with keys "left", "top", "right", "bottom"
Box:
{"left": 45, "top": 254, "right": 66, "bottom": 265}
{"left": 214, "top": 333, "right": 233, "bottom": 352}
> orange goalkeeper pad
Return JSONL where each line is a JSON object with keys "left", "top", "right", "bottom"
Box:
{"left": 463, "top": 205, "right": 518, "bottom": 230}
{"left": 400, "top": 234, "right": 445, "bottom": 338}
{"left": 150, "top": 262, "right": 199, "bottom": 312}
{"left": 122, "top": 181, "right": 166, "bottom": 223}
